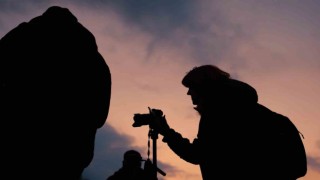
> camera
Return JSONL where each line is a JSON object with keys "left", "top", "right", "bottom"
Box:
{"left": 132, "top": 107, "right": 163, "bottom": 127}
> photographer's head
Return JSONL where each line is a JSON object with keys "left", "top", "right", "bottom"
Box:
{"left": 182, "top": 65, "right": 230, "bottom": 113}
{"left": 122, "top": 150, "right": 143, "bottom": 168}
{"left": 182, "top": 65, "right": 230, "bottom": 90}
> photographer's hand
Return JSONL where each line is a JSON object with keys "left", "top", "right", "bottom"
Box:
{"left": 149, "top": 109, "right": 170, "bottom": 136}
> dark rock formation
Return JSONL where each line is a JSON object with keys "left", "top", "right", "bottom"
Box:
{"left": 0, "top": 6, "right": 111, "bottom": 179}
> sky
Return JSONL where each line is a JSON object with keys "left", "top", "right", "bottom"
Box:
{"left": 1, "top": 0, "right": 319, "bottom": 179}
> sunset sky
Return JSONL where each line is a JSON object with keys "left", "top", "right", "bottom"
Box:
{"left": 1, "top": 0, "right": 319, "bottom": 179}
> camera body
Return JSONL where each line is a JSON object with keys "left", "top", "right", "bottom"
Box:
{"left": 133, "top": 107, "right": 163, "bottom": 127}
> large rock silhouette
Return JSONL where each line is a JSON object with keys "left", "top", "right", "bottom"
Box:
{"left": 0, "top": 6, "right": 111, "bottom": 179}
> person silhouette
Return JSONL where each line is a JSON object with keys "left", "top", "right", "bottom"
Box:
{"left": 106, "top": 150, "right": 149, "bottom": 180}
{"left": 148, "top": 65, "right": 307, "bottom": 180}
{"left": 1, "top": 6, "right": 111, "bottom": 180}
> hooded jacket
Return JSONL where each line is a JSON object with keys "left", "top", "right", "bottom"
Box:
{"left": 162, "top": 79, "right": 305, "bottom": 179}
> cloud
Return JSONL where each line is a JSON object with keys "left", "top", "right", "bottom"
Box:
{"left": 305, "top": 140, "right": 320, "bottom": 173}
{"left": 82, "top": 123, "right": 179, "bottom": 180}
{"left": 82, "top": 123, "right": 140, "bottom": 179}
{"left": 0, "top": 0, "right": 53, "bottom": 14}
{"left": 307, "top": 155, "right": 320, "bottom": 173}
{"left": 101, "top": 0, "right": 196, "bottom": 35}
{"left": 0, "top": 0, "right": 248, "bottom": 66}
{"left": 75, "top": 0, "right": 245, "bottom": 65}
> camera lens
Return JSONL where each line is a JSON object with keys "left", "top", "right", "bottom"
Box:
{"left": 132, "top": 114, "right": 152, "bottom": 127}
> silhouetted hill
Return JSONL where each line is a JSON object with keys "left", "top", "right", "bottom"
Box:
{"left": 0, "top": 6, "right": 111, "bottom": 180}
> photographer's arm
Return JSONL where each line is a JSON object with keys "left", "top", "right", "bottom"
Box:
{"left": 150, "top": 113, "right": 200, "bottom": 165}
{"left": 163, "top": 129, "right": 200, "bottom": 165}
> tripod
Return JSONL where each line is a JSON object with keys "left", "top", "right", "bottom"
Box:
{"left": 146, "top": 128, "right": 166, "bottom": 179}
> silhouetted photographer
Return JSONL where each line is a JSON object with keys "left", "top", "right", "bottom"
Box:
{"left": 133, "top": 65, "right": 307, "bottom": 180}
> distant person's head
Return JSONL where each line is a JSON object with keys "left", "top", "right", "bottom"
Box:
{"left": 122, "top": 150, "right": 143, "bottom": 168}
